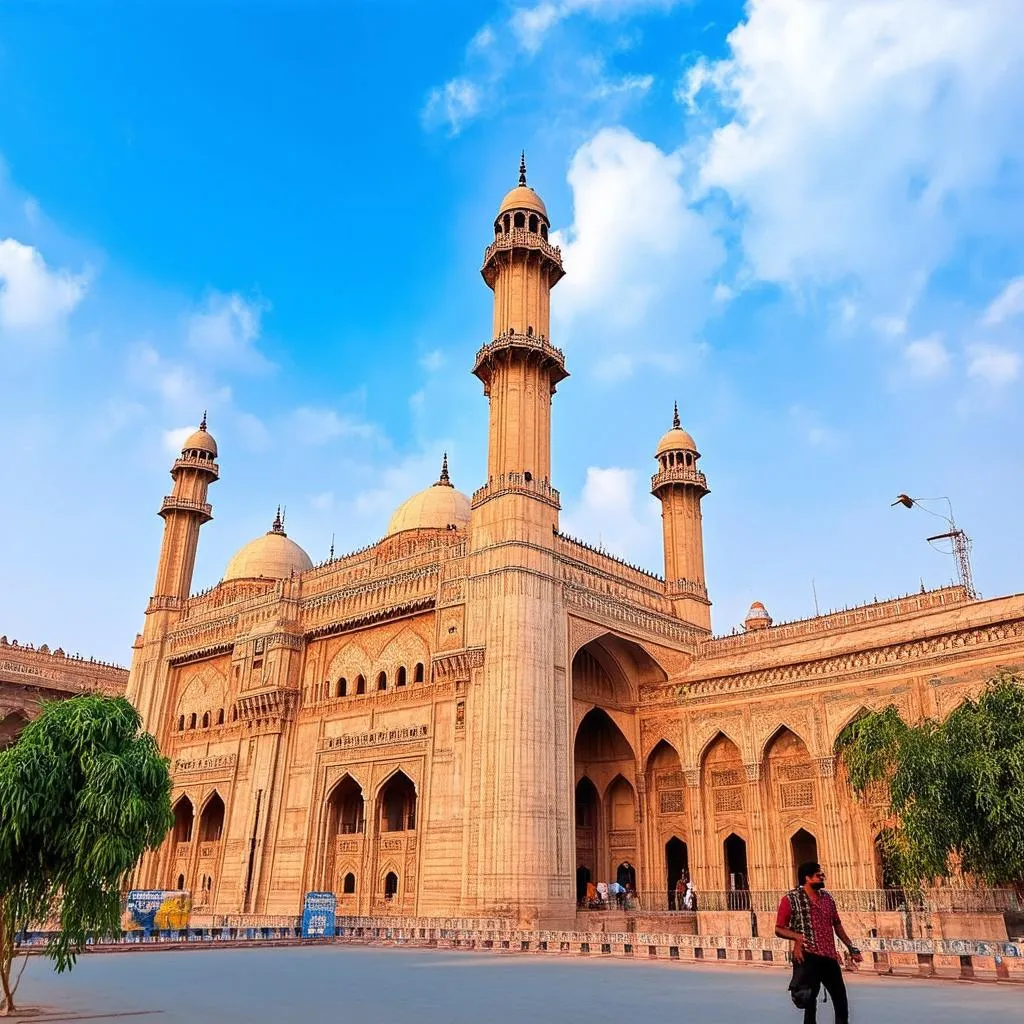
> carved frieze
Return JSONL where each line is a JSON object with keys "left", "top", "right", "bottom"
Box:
{"left": 432, "top": 648, "right": 484, "bottom": 680}
{"left": 173, "top": 753, "right": 237, "bottom": 775}
{"left": 320, "top": 725, "right": 429, "bottom": 751}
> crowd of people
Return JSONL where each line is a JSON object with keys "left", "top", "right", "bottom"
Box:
{"left": 577, "top": 875, "right": 698, "bottom": 912}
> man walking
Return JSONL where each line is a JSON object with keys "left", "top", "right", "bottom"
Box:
{"left": 775, "top": 862, "right": 863, "bottom": 1023}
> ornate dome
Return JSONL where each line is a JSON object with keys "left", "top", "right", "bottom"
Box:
{"left": 386, "top": 454, "right": 471, "bottom": 537}
{"left": 497, "top": 153, "right": 549, "bottom": 220}
{"left": 223, "top": 509, "right": 312, "bottom": 582}
{"left": 744, "top": 601, "right": 773, "bottom": 630}
{"left": 182, "top": 413, "right": 218, "bottom": 457}
{"left": 655, "top": 403, "right": 698, "bottom": 457}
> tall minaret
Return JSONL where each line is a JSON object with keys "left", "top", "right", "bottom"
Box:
{"left": 462, "top": 158, "right": 574, "bottom": 927}
{"left": 127, "top": 417, "right": 219, "bottom": 727}
{"left": 472, "top": 152, "right": 566, "bottom": 536}
{"left": 651, "top": 403, "right": 712, "bottom": 631}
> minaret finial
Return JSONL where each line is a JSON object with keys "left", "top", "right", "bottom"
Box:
{"left": 438, "top": 451, "right": 452, "bottom": 486}
{"left": 272, "top": 505, "right": 284, "bottom": 534}
{"left": 519, "top": 151, "right": 527, "bottom": 187}
{"left": 672, "top": 401, "right": 680, "bottom": 429}
{"left": 200, "top": 410, "right": 207, "bottom": 431}
{"left": 329, "top": 533, "right": 335, "bottom": 560}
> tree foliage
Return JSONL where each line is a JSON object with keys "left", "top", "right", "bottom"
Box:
{"left": 837, "top": 670, "right": 1024, "bottom": 890}
{"left": 0, "top": 695, "right": 172, "bottom": 1014}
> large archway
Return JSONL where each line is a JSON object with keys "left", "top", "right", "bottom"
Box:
{"left": 575, "top": 777, "right": 599, "bottom": 904}
{"left": 324, "top": 776, "right": 365, "bottom": 896}
{"left": 762, "top": 726, "right": 819, "bottom": 889}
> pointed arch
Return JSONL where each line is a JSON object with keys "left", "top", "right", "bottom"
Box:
{"left": 604, "top": 773, "right": 637, "bottom": 828}
{"left": 760, "top": 723, "right": 812, "bottom": 764}
{"left": 326, "top": 773, "right": 365, "bottom": 835}
{"left": 831, "top": 703, "right": 875, "bottom": 748}
{"left": 644, "top": 736, "right": 682, "bottom": 774}
{"left": 376, "top": 770, "right": 417, "bottom": 832}
{"left": 171, "top": 795, "right": 194, "bottom": 844}
{"left": 199, "top": 791, "right": 225, "bottom": 842}
{"left": 574, "top": 707, "right": 636, "bottom": 766}
{"left": 697, "top": 729, "right": 743, "bottom": 771}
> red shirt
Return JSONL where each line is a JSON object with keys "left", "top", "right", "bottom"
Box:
{"left": 775, "top": 890, "right": 842, "bottom": 960}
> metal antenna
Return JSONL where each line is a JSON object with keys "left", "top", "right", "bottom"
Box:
{"left": 891, "top": 494, "right": 977, "bottom": 599}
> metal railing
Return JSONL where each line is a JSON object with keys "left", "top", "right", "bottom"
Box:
{"left": 579, "top": 888, "right": 1023, "bottom": 914}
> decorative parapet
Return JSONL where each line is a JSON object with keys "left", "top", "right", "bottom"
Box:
{"left": 472, "top": 332, "right": 568, "bottom": 389}
{"left": 432, "top": 648, "right": 484, "bottom": 680}
{"left": 0, "top": 637, "right": 127, "bottom": 695}
{"left": 173, "top": 753, "right": 237, "bottom": 775}
{"left": 168, "top": 614, "right": 240, "bottom": 664}
{"left": 564, "top": 586, "right": 702, "bottom": 646}
{"left": 234, "top": 688, "right": 298, "bottom": 725}
{"left": 555, "top": 533, "right": 665, "bottom": 590}
{"left": 481, "top": 229, "right": 564, "bottom": 285}
{"left": 471, "top": 473, "right": 560, "bottom": 510}
{"left": 665, "top": 577, "right": 710, "bottom": 603}
{"left": 320, "top": 724, "right": 429, "bottom": 751}
{"left": 159, "top": 494, "right": 213, "bottom": 522}
{"left": 170, "top": 452, "right": 219, "bottom": 478}
{"left": 650, "top": 465, "right": 708, "bottom": 495}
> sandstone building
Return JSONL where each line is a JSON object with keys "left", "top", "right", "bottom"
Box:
{"left": 0, "top": 636, "right": 127, "bottom": 748}
{"left": 127, "top": 161, "right": 1024, "bottom": 928}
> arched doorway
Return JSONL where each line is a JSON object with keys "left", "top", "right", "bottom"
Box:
{"left": 724, "top": 833, "right": 749, "bottom": 909}
{"left": 383, "top": 871, "right": 399, "bottom": 899}
{"left": 665, "top": 837, "right": 689, "bottom": 908}
{"left": 378, "top": 772, "right": 416, "bottom": 832}
{"left": 325, "top": 775, "right": 365, "bottom": 894}
{"left": 616, "top": 862, "right": 636, "bottom": 889}
{"left": 790, "top": 828, "right": 818, "bottom": 885}
{"left": 327, "top": 776, "right": 365, "bottom": 835}
{"left": 575, "top": 778, "right": 599, "bottom": 903}
{"left": 199, "top": 793, "right": 225, "bottom": 842}
{"left": 605, "top": 775, "right": 638, "bottom": 892}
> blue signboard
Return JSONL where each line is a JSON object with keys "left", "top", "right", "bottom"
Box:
{"left": 302, "top": 891, "right": 337, "bottom": 938}
{"left": 123, "top": 890, "right": 191, "bottom": 933}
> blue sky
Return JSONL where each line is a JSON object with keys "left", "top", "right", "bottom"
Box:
{"left": 1, "top": 0, "right": 1021, "bottom": 664}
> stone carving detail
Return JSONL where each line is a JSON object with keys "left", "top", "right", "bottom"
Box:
{"left": 321, "top": 725, "right": 429, "bottom": 750}
{"left": 683, "top": 768, "right": 701, "bottom": 788}
{"left": 173, "top": 753, "right": 237, "bottom": 774}
{"left": 778, "top": 762, "right": 815, "bottom": 782}
{"left": 713, "top": 788, "right": 743, "bottom": 813}
{"left": 780, "top": 783, "right": 815, "bottom": 810}
{"left": 710, "top": 768, "right": 742, "bottom": 787}
{"left": 433, "top": 648, "right": 484, "bottom": 680}
{"left": 659, "top": 790, "right": 684, "bottom": 814}
{"left": 743, "top": 763, "right": 761, "bottom": 783}
{"left": 816, "top": 756, "right": 837, "bottom": 778}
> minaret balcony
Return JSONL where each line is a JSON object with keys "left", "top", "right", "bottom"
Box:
{"left": 159, "top": 495, "right": 214, "bottom": 523}
{"left": 172, "top": 453, "right": 220, "bottom": 479}
{"left": 471, "top": 472, "right": 561, "bottom": 510}
{"left": 482, "top": 229, "right": 565, "bottom": 286}
{"left": 472, "top": 331, "right": 568, "bottom": 387}
{"left": 650, "top": 466, "right": 708, "bottom": 496}
{"left": 667, "top": 577, "right": 710, "bottom": 602}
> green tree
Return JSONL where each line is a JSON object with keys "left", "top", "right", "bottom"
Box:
{"left": 837, "top": 670, "right": 1024, "bottom": 891}
{"left": 0, "top": 695, "right": 172, "bottom": 1014}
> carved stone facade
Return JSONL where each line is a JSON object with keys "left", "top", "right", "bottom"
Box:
{"left": 0, "top": 635, "right": 127, "bottom": 748}
{"left": 127, "top": 165, "right": 1024, "bottom": 929}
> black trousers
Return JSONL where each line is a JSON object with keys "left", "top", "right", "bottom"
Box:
{"left": 801, "top": 952, "right": 849, "bottom": 1024}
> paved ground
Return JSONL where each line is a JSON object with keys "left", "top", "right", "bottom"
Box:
{"left": 17, "top": 945, "right": 1022, "bottom": 1023}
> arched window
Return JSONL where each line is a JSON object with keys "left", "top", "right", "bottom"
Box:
{"left": 384, "top": 871, "right": 399, "bottom": 899}
{"left": 514, "top": 212, "right": 525, "bottom": 228}
{"left": 528, "top": 214, "right": 538, "bottom": 232}
{"left": 178, "top": 715, "right": 185, "bottom": 731}
{"left": 202, "top": 711, "right": 210, "bottom": 729}
{"left": 494, "top": 222, "right": 501, "bottom": 238}
{"left": 503, "top": 213, "right": 511, "bottom": 232}
{"left": 356, "top": 674, "right": 366, "bottom": 695}
{"left": 188, "top": 713, "right": 197, "bottom": 730}
{"left": 377, "top": 671, "right": 387, "bottom": 691}
{"left": 177, "top": 873, "right": 185, "bottom": 891}
{"left": 540, "top": 223, "right": 548, "bottom": 240}
{"left": 216, "top": 708, "right": 224, "bottom": 725}
{"left": 343, "top": 872, "right": 356, "bottom": 894}
{"left": 379, "top": 771, "right": 417, "bottom": 832}
{"left": 200, "top": 793, "right": 225, "bottom": 842}
{"left": 337, "top": 677, "right": 347, "bottom": 698}
{"left": 231, "top": 707, "right": 238, "bottom": 722}
{"left": 172, "top": 797, "right": 194, "bottom": 844}
{"left": 414, "top": 663, "right": 425, "bottom": 684}
{"left": 397, "top": 666, "right": 407, "bottom": 688}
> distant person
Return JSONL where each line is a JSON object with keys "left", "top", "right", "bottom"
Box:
{"left": 775, "top": 861, "right": 862, "bottom": 1024}
{"left": 585, "top": 881, "right": 597, "bottom": 908}
{"left": 674, "top": 877, "right": 686, "bottom": 910}
{"left": 682, "top": 881, "right": 697, "bottom": 911}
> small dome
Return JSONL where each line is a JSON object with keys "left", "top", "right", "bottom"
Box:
{"left": 744, "top": 601, "right": 772, "bottom": 630}
{"left": 224, "top": 510, "right": 312, "bottom": 582}
{"left": 496, "top": 152, "right": 548, "bottom": 221}
{"left": 655, "top": 402, "right": 698, "bottom": 457}
{"left": 386, "top": 454, "right": 471, "bottom": 537}
{"left": 498, "top": 185, "right": 548, "bottom": 220}
{"left": 181, "top": 413, "right": 217, "bottom": 457}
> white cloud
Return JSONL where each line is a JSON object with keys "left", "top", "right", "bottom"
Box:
{"left": 685, "top": 0, "right": 1024, "bottom": 317}
{"left": 588, "top": 71, "right": 654, "bottom": 101}
{"left": 310, "top": 491, "right": 335, "bottom": 512}
{"left": 186, "top": 291, "right": 271, "bottom": 371}
{"left": 0, "top": 238, "right": 88, "bottom": 337}
{"left": 982, "top": 277, "right": 1024, "bottom": 326}
{"left": 966, "top": 343, "right": 1020, "bottom": 386}
{"left": 552, "top": 128, "right": 722, "bottom": 329}
{"left": 128, "top": 342, "right": 231, "bottom": 414}
{"left": 712, "top": 282, "right": 735, "bottom": 303}
{"left": 419, "top": 349, "right": 445, "bottom": 372}
{"left": 289, "top": 406, "right": 376, "bottom": 446}
{"left": 903, "top": 334, "right": 950, "bottom": 378}
{"left": 163, "top": 426, "right": 194, "bottom": 453}
{"left": 420, "top": 78, "right": 482, "bottom": 137}
{"left": 511, "top": 2, "right": 560, "bottom": 52}
{"left": 561, "top": 465, "right": 661, "bottom": 566}
{"left": 788, "top": 404, "right": 841, "bottom": 449}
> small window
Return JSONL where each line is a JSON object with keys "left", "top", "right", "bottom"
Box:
{"left": 216, "top": 708, "right": 224, "bottom": 725}
{"left": 397, "top": 666, "right": 407, "bottom": 688}
{"left": 414, "top": 663, "right": 425, "bottom": 684}
{"left": 232, "top": 707, "right": 238, "bottom": 722}
{"left": 338, "top": 677, "right": 347, "bottom": 698}
{"left": 528, "top": 215, "right": 538, "bottom": 232}
{"left": 176, "top": 874, "right": 185, "bottom": 891}
{"left": 514, "top": 212, "right": 525, "bottom": 228}
{"left": 384, "top": 871, "right": 399, "bottom": 899}
{"left": 377, "top": 671, "right": 387, "bottom": 691}
{"left": 356, "top": 675, "right": 366, "bottom": 695}
{"left": 540, "top": 224, "right": 548, "bottom": 240}
{"left": 503, "top": 214, "right": 511, "bottom": 232}
{"left": 189, "top": 713, "right": 197, "bottom": 730}
{"left": 343, "top": 872, "right": 356, "bottom": 894}
{"left": 202, "top": 712, "right": 210, "bottom": 728}
{"left": 178, "top": 715, "right": 185, "bottom": 731}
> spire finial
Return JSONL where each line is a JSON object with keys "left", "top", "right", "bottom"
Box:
{"left": 200, "top": 410, "right": 207, "bottom": 431}
{"left": 438, "top": 451, "right": 452, "bottom": 486}
{"left": 329, "top": 533, "right": 335, "bottom": 560}
{"left": 518, "top": 151, "right": 527, "bottom": 187}
{"left": 272, "top": 505, "right": 284, "bottom": 534}
{"left": 672, "top": 401, "right": 680, "bottom": 429}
